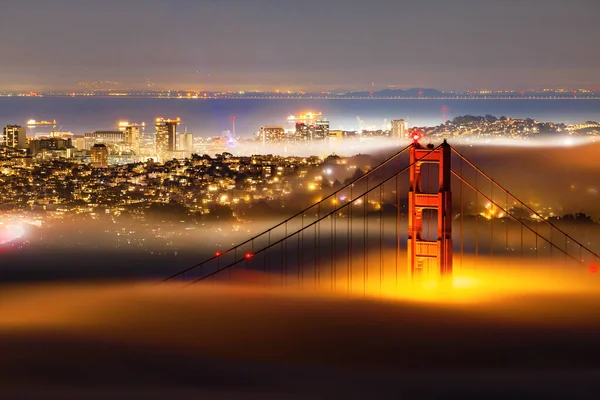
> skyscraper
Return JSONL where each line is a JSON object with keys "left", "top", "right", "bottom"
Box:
{"left": 118, "top": 121, "right": 143, "bottom": 152}
{"left": 295, "top": 123, "right": 310, "bottom": 141}
{"left": 2, "top": 125, "right": 26, "bottom": 149}
{"left": 391, "top": 119, "right": 408, "bottom": 139}
{"left": 155, "top": 118, "right": 180, "bottom": 155}
{"left": 314, "top": 120, "right": 330, "bottom": 140}
{"left": 288, "top": 112, "right": 328, "bottom": 141}
{"left": 179, "top": 133, "right": 194, "bottom": 154}
{"left": 90, "top": 144, "right": 109, "bottom": 168}
{"left": 260, "top": 126, "right": 286, "bottom": 143}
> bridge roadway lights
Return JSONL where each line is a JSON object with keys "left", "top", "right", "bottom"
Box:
{"left": 407, "top": 139, "right": 453, "bottom": 279}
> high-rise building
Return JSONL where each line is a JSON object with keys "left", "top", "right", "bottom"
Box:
{"left": 295, "top": 123, "right": 310, "bottom": 141}
{"left": 294, "top": 120, "right": 329, "bottom": 141}
{"left": 314, "top": 120, "right": 330, "bottom": 140}
{"left": 2, "top": 125, "right": 26, "bottom": 149}
{"left": 288, "top": 111, "right": 330, "bottom": 141}
{"left": 90, "top": 144, "right": 109, "bottom": 168}
{"left": 118, "top": 121, "right": 143, "bottom": 152}
{"left": 391, "top": 119, "right": 408, "bottom": 139}
{"left": 155, "top": 118, "right": 180, "bottom": 154}
{"left": 260, "top": 126, "right": 285, "bottom": 143}
{"left": 179, "top": 133, "right": 194, "bottom": 153}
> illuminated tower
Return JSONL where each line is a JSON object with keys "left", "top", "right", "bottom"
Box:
{"left": 2, "top": 125, "right": 26, "bottom": 149}
{"left": 155, "top": 118, "right": 180, "bottom": 155}
{"left": 407, "top": 138, "right": 452, "bottom": 278}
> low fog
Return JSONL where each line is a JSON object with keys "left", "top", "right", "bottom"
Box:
{"left": 2, "top": 139, "right": 600, "bottom": 398}
{"left": 2, "top": 139, "right": 600, "bottom": 283}
{"left": 2, "top": 277, "right": 600, "bottom": 399}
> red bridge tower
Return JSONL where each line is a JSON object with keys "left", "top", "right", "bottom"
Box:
{"left": 407, "top": 139, "right": 453, "bottom": 277}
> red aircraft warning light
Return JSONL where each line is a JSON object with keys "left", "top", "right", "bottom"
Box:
{"left": 590, "top": 264, "right": 598, "bottom": 274}
{"left": 215, "top": 251, "right": 222, "bottom": 257}
{"left": 412, "top": 130, "right": 422, "bottom": 143}
{"left": 245, "top": 252, "right": 254, "bottom": 259}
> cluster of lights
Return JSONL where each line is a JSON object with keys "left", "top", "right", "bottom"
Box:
{"left": 412, "top": 130, "right": 422, "bottom": 142}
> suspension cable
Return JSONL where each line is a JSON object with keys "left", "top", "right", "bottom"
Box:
{"left": 451, "top": 171, "right": 582, "bottom": 265}
{"left": 162, "top": 143, "right": 414, "bottom": 282}
{"left": 451, "top": 147, "right": 600, "bottom": 260}
{"left": 186, "top": 145, "right": 443, "bottom": 285}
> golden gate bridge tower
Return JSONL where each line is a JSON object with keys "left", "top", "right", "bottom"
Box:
{"left": 407, "top": 138, "right": 452, "bottom": 278}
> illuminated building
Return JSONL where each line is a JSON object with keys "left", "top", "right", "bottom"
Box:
{"left": 329, "top": 129, "right": 343, "bottom": 139}
{"left": 84, "top": 131, "right": 124, "bottom": 151}
{"left": 179, "top": 133, "right": 194, "bottom": 153}
{"left": 260, "top": 126, "right": 285, "bottom": 143}
{"left": 391, "top": 119, "right": 408, "bottom": 139}
{"left": 29, "top": 138, "right": 73, "bottom": 157}
{"left": 47, "top": 130, "right": 74, "bottom": 140}
{"left": 118, "top": 121, "right": 143, "bottom": 152}
{"left": 73, "top": 137, "right": 86, "bottom": 150}
{"left": 315, "top": 120, "right": 330, "bottom": 140}
{"left": 155, "top": 118, "right": 180, "bottom": 155}
{"left": 286, "top": 112, "right": 322, "bottom": 124}
{"left": 2, "top": 125, "right": 26, "bottom": 149}
{"left": 294, "top": 120, "right": 329, "bottom": 141}
{"left": 295, "top": 123, "right": 310, "bottom": 141}
{"left": 90, "top": 144, "right": 109, "bottom": 168}
{"left": 288, "top": 112, "right": 328, "bottom": 141}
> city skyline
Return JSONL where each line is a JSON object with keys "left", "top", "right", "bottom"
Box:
{"left": 2, "top": 1, "right": 600, "bottom": 397}
{"left": 1, "top": 0, "right": 599, "bottom": 92}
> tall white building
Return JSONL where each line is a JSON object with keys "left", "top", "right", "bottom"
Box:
{"left": 155, "top": 118, "right": 180, "bottom": 155}
{"left": 179, "top": 133, "right": 194, "bottom": 154}
{"left": 391, "top": 119, "right": 408, "bottom": 139}
{"left": 2, "top": 125, "right": 26, "bottom": 149}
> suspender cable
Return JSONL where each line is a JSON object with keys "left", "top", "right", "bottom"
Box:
{"left": 186, "top": 146, "right": 444, "bottom": 285}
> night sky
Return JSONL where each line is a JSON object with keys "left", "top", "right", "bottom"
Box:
{"left": 1, "top": 0, "right": 598, "bottom": 91}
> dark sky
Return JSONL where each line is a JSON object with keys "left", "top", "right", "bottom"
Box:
{"left": 0, "top": 0, "right": 598, "bottom": 91}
